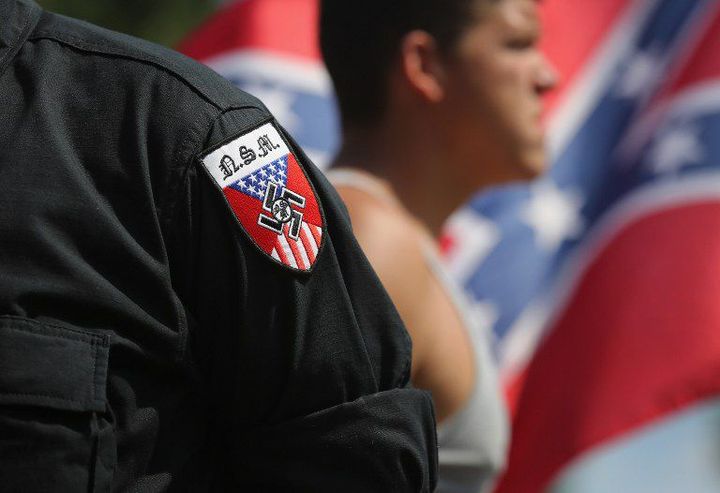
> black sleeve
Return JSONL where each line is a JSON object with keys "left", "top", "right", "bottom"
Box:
{"left": 168, "top": 108, "right": 438, "bottom": 492}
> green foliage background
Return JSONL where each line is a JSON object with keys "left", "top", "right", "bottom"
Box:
{"left": 36, "top": 0, "right": 218, "bottom": 47}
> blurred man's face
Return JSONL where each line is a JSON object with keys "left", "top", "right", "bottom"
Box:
{"left": 441, "top": 0, "right": 557, "bottom": 183}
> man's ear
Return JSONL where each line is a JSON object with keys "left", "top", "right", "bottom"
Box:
{"left": 399, "top": 30, "right": 446, "bottom": 103}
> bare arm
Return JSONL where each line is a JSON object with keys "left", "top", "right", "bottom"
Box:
{"left": 339, "top": 186, "right": 475, "bottom": 422}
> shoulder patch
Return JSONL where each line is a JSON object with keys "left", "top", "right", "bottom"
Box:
{"left": 201, "top": 121, "right": 325, "bottom": 272}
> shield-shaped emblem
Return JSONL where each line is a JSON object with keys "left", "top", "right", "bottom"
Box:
{"left": 201, "top": 121, "right": 324, "bottom": 272}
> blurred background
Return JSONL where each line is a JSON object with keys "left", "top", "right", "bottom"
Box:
{"left": 36, "top": 0, "right": 216, "bottom": 46}
{"left": 36, "top": 0, "right": 720, "bottom": 491}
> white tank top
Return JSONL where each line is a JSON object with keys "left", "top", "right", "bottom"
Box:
{"left": 326, "top": 168, "right": 509, "bottom": 493}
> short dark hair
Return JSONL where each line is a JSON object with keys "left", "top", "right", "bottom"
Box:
{"left": 320, "top": 0, "right": 479, "bottom": 127}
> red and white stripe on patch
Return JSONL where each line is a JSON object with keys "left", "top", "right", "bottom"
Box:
{"left": 201, "top": 121, "right": 324, "bottom": 272}
{"left": 270, "top": 221, "right": 322, "bottom": 271}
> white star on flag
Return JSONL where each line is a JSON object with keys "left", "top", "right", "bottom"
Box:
{"left": 647, "top": 124, "right": 704, "bottom": 174}
{"left": 616, "top": 49, "right": 663, "bottom": 99}
{"left": 521, "top": 180, "right": 584, "bottom": 251}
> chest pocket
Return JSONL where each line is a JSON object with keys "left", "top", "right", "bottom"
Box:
{"left": 0, "top": 316, "right": 115, "bottom": 492}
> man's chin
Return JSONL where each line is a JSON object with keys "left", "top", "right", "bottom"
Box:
{"left": 478, "top": 148, "right": 548, "bottom": 188}
{"left": 516, "top": 148, "right": 548, "bottom": 179}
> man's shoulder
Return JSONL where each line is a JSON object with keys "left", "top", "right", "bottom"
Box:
{"left": 335, "top": 184, "right": 430, "bottom": 273}
{"left": 29, "top": 8, "right": 263, "bottom": 113}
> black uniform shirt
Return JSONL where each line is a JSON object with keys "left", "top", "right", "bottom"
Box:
{"left": 0, "top": 0, "right": 438, "bottom": 490}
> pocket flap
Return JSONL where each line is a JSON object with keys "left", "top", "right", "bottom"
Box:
{"left": 235, "top": 388, "right": 438, "bottom": 492}
{"left": 0, "top": 316, "right": 109, "bottom": 412}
